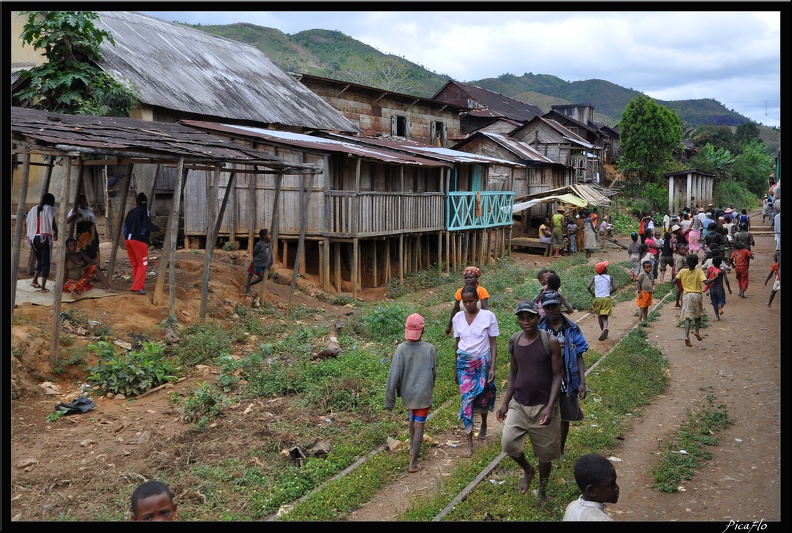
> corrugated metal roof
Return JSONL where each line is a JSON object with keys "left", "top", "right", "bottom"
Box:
{"left": 180, "top": 120, "right": 449, "bottom": 167}
{"left": 94, "top": 11, "right": 361, "bottom": 133}
{"left": 514, "top": 183, "right": 612, "bottom": 207}
{"left": 11, "top": 106, "right": 316, "bottom": 171}
{"left": 318, "top": 133, "right": 526, "bottom": 167}
{"left": 457, "top": 132, "right": 557, "bottom": 165}
{"left": 437, "top": 81, "right": 543, "bottom": 122}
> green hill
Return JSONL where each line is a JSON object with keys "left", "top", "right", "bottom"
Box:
{"left": 189, "top": 22, "right": 778, "bottom": 143}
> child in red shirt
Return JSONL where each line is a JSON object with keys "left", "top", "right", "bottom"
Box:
{"left": 730, "top": 242, "right": 753, "bottom": 298}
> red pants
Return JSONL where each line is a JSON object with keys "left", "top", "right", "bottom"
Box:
{"left": 125, "top": 239, "right": 150, "bottom": 291}
{"left": 734, "top": 266, "right": 749, "bottom": 292}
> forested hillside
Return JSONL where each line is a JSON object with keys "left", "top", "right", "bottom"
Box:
{"left": 190, "top": 22, "right": 778, "bottom": 141}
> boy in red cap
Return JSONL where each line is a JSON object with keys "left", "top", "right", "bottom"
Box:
{"left": 385, "top": 313, "right": 437, "bottom": 473}
{"left": 587, "top": 262, "right": 617, "bottom": 341}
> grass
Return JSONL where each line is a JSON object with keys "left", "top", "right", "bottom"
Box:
{"left": 650, "top": 391, "right": 732, "bottom": 493}
{"left": 31, "top": 253, "right": 702, "bottom": 521}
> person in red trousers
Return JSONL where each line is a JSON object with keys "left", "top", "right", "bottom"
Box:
{"left": 123, "top": 192, "right": 160, "bottom": 295}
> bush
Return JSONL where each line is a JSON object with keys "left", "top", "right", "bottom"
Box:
{"left": 172, "top": 322, "right": 232, "bottom": 367}
{"left": 180, "top": 381, "right": 230, "bottom": 426}
{"left": 86, "top": 340, "right": 180, "bottom": 396}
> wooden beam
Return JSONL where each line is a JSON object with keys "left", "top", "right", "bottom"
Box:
{"left": 168, "top": 161, "right": 186, "bottom": 314}
{"left": 201, "top": 169, "right": 235, "bottom": 322}
{"left": 106, "top": 165, "right": 133, "bottom": 280}
{"left": 50, "top": 157, "right": 72, "bottom": 366}
{"left": 11, "top": 153, "right": 31, "bottom": 315}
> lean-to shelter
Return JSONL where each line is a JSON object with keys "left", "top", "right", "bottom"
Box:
{"left": 10, "top": 106, "right": 318, "bottom": 364}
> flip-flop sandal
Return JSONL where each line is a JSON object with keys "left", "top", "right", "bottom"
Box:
{"left": 39, "top": 288, "right": 50, "bottom": 293}
{"left": 30, "top": 282, "right": 40, "bottom": 288}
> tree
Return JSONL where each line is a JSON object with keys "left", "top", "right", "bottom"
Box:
{"left": 734, "top": 122, "right": 761, "bottom": 148}
{"left": 16, "top": 11, "right": 137, "bottom": 116}
{"left": 341, "top": 55, "right": 417, "bottom": 94}
{"left": 616, "top": 95, "right": 683, "bottom": 186}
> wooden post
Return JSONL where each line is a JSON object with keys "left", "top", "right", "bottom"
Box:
{"left": 372, "top": 240, "right": 378, "bottom": 288}
{"left": 50, "top": 157, "right": 72, "bottom": 366}
{"left": 68, "top": 162, "right": 86, "bottom": 239}
{"left": 385, "top": 238, "right": 391, "bottom": 286}
{"left": 106, "top": 165, "right": 133, "bottom": 281}
{"left": 335, "top": 242, "right": 343, "bottom": 294}
{"left": 200, "top": 170, "right": 236, "bottom": 321}
{"left": 399, "top": 233, "right": 404, "bottom": 284}
{"left": 11, "top": 152, "right": 31, "bottom": 314}
{"left": 200, "top": 166, "right": 221, "bottom": 321}
{"left": 352, "top": 237, "right": 359, "bottom": 299}
{"left": 154, "top": 159, "right": 186, "bottom": 307}
{"left": 248, "top": 171, "right": 256, "bottom": 255}
{"left": 168, "top": 161, "right": 186, "bottom": 314}
{"left": 288, "top": 172, "right": 314, "bottom": 312}
{"left": 270, "top": 173, "right": 283, "bottom": 266}
{"left": 228, "top": 171, "right": 236, "bottom": 249}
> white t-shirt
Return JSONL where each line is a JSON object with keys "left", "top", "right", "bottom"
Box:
{"left": 452, "top": 309, "right": 499, "bottom": 356}
{"left": 563, "top": 496, "right": 613, "bottom": 521}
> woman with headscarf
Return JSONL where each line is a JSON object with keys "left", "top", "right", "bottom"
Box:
{"left": 67, "top": 194, "right": 101, "bottom": 265}
{"left": 452, "top": 284, "right": 499, "bottom": 458}
{"left": 446, "top": 266, "right": 490, "bottom": 336}
{"left": 26, "top": 192, "right": 58, "bottom": 292}
{"left": 123, "top": 192, "right": 160, "bottom": 295}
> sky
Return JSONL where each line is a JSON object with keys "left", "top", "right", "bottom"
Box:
{"left": 143, "top": 9, "right": 781, "bottom": 128}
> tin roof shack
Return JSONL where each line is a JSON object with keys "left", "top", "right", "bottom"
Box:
{"left": 452, "top": 131, "right": 563, "bottom": 235}
{"left": 509, "top": 117, "right": 596, "bottom": 186}
{"left": 10, "top": 11, "right": 360, "bottom": 239}
{"left": 431, "top": 80, "right": 544, "bottom": 135}
{"left": 320, "top": 133, "right": 525, "bottom": 271}
{"left": 662, "top": 168, "right": 716, "bottom": 215}
{"left": 10, "top": 106, "right": 316, "bottom": 362}
{"left": 542, "top": 109, "right": 604, "bottom": 180}
{"left": 293, "top": 73, "right": 468, "bottom": 147}
{"left": 180, "top": 121, "right": 451, "bottom": 298}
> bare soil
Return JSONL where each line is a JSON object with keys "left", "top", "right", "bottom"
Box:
{"left": 9, "top": 218, "right": 780, "bottom": 523}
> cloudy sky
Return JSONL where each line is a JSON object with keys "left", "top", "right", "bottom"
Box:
{"left": 143, "top": 9, "right": 781, "bottom": 128}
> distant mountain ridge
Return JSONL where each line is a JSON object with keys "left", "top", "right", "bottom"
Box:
{"left": 190, "top": 22, "right": 759, "bottom": 131}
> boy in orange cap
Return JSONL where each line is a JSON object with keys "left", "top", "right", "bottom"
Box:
{"left": 587, "top": 262, "right": 617, "bottom": 341}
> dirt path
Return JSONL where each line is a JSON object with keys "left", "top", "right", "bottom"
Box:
{"left": 10, "top": 213, "right": 779, "bottom": 523}
{"left": 347, "top": 219, "right": 780, "bottom": 522}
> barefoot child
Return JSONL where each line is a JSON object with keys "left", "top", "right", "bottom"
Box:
{"left": 497, "top": 300, "right": 562, "bottom": 503}
{"left": 587, "top": 261, "right": 616, "bottom": 341}
{"left": 245, "top": 228, "right": 273, "bottom": 295}
{"left": 384, "top": 313, "right": 437, "bottom": 473}
{"left": 635, "top": 260, "right": 655, "bottom": 326}
{"left": 535, "top": 271, "right": 574, "bottom": 317}
{"left": 703, "top": 255, "right": 732, "bottom": 319}
{"left": 563, "top": 454, "right": 619, "bottom": 521}
{"left": 452, "top": 284, "right": 499, "bottom": 458}
{"left": 674, "top": 254, "right": 713, "bottom": 347}
{"left": 130, "top": 480, "right": 177, "bottom": 521}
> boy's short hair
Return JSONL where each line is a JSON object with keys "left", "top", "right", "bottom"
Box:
{"left": 131, "top": 481, "right": 173, "bottom": 515}
{"left": 573, "top": 454, "right": 615, "bottom": 493}
{"left": 712, "top": 256, "right": 723, "bottom": 266}
{"left": 641, "top": 261, "right": 652, "bottom": 267}
{"left": 546, "top": 273, "right": 561, "bottom": 290}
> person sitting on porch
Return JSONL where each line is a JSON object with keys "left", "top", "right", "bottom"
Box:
{"left": 62, "top": 238, "right": 118, "bottom": 299}
{"left": 539, "top": 218, "right": 552, "bottom": 244}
